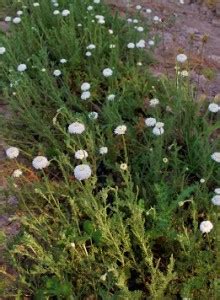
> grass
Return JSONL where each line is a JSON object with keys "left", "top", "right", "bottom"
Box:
{"left": 0, "top": 0, "right": 220, "bottom": 298}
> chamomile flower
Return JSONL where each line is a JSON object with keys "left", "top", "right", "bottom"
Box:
{"left": 6, "top": 147, "right": 19, "bottom": 159}
{"left": 0, "top": 47, "right": 6, "bottom": 55}
{"left": 211, "top": 152, "right": 220, "bottom": 163}
{"left": 53, "top": 69, "right": 61, "bottom": 76}
{"left": 53, "top": 10, "right": 60, "bottom": 15}
{"left": 152, "top": 126, "right": 164, "bottom": 136}
{"left": 108, "top": 29, "right": 113, "bottom": 34}
{"left": 137, "top": 26, "right": 144, "bottom": 32}
{"left": 211, "top": 195, "right": 220, "bottom": 206}
{"left": 12, "top": 169, "right": 23, "bottom": 178}
{"left": 60, "top": 58, "right": 67, "bottom": 64}
{"left": 85, "top": 51, "right": 92, "bottom": 57}
{"left": 62, "top": 9, "right": 70, "bottom": 16}
{"left": 75, "top": 150, "right": 88, "bottom": 160}
{"left": 68, "top": 122, "right": 85, "bottom": 134}
{"left": 136, "top": 5, "right": 142, "bottom": 10}
{"left": 74, "top": 164, "right": 92, "bottom": 180}
{"left": 33, "top": 2, "right": 40, "bottom": 7}
{"left": 145, "top": 117, "right": 157, "bottom": 127}
{"left": 99, "top": 147, "right": 108, "bottom": 155}
{"left": 148, "top": 40, "right": 155, "bottom": 46}
{"left": 149, "top": 98, "right": 160, "bottom": 107}
{"left": 114, "top": 125, "right": 127, "bottom": 135}
{"left": 199, "top": 220, "right": 213, "bottom": 233}
{"left": 107, "top": 94, "right": 115, "bottom": 101}
{"left": 200, "top": 178, "right": 205, "bottom": 183}
{"left": 17, "top": 64, "right": 27, "bottom": 72}
{"left": 214, "top": 188, "right": 220, "bottom": 194}
{"left": 81, "top": 82, "right": 91, "bottom": 91}
{"left": 88, "top": 111, "right": 98, "bottom": 120}
{"left": 81, "top": 91, "right": 91, "bottom": 100}
{"left": 94, "top": 0, "right": 101, "bottom": 3}
{"left": 120, "top": 163, "right": 128, "bottom": 170}
{"left": 86, "top": 44, "right": 96, "bottom": 50}
{"left": 103, "top": 68, "right": 113, "bottom": 77}
{"left": 32, "top": 156, "right": 50, "bottom": 169}
{"left": 176, "top": 53, "right": 187, "bottom": 63}
{"left": 163, "top": 158, "right": 168, "bottom": 163}
{"left": 136, "top": 39, "right": 145, "bottom": 48}
{"left": 208, "top": 103, "right": 219, "bottom": 113}
{"left": 127, "top": 43, "right": 135, "bottom": 49}
{"left": 87, "top": 5, "right": 93, "bottom": 11}
{"left": 16, "top": 10, "right": 23, "bottom": 16}
{"left": 13, "top": 17, "right": 21, "bottom": 24}
{"left": 5, "top": 16, "right": 12, "bottom": 22}
{"left": 153, "top": 16, "right": 161, "bottom": 23}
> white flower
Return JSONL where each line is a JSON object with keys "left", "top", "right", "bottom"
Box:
{"left": 149, "top": 98, "right": 160, "bottom": 107}
{"left": 13, "top": 17, "right": 21, "bottom": 24}
{"left": 87, "top": 5, "right": 93, "bottom": 11}
{"left": 109, "top": 44, "right": 116, "bottom": 49}
{"left": 200, "top": 178, "right": 205, "bottom": 183}
{"left": 12, "top": 169, "right": 23, "bottom": 178}
{"left": 145, "top": 8, "right": 152, "bottom": 14}
{"left": 81, "top": 91, "right": 91, "bottom": 100}
{"left": 99, "top": 147, "right": 108, "bottom": 155}
{"left": 77, "top": 23, "right": 82, "bottom": 27}
{"left": 70, "top": 242, "right": 76, "bottom": 248}
{"left": 74, "top": 164, "right": 92, "bottom": 181}
{"left": 108, "top": 29, "right": 113, "bottom": 34}
{"left": 120, "top": 163, "right": 128, "bottom": 170}
{"left": 86, "top": 44, "right": 96, "bottom": 50}
{"left": 98, "top": 18, "right": 105, "bottom": 24}
{"left": 94, "top": 0, "right": 101, "bottom": 3}
{"left": 53, "top": 69, "right": 61, "bottom": 76}
{"left": 68, "top": 122, "right": 85, "bottom": 134}
{"left": 81, "top": 82, "right": 91, "bottom": 91}
{"left": 211, "top": 152, "right": 220, "bottom": 163}
{"left": 199, "top": 220, "right": 213, "bottom": 233}
{"left": 180, "top": 70, "right": 189, "bottom": 77}
{"left": 88, "top": 111, "right": 98, "bottom": 120}
{"left": 17, "top": 64, "right": 27, "bottom": 72}
{"left": 136, "top": 5, "right": 142, "bottom": 10}
{"left": 127, "top": 18, "right": 133, "bottom": 23}
{"left": 17, "top": 10, "right": 23, "bottom": 16}
{"left": 136, "top": 39, "right": 145, "bottom": 48}
{"left": 6, "top": 147, "right": 19, "bottom": 159}
{"left": 62, "top": 9, "right": 70, "bottom": 16}
{"left": 152, "top": 127, "right": 164, "bottom": 136}
{"left": 153, "top": 16, "right": 161, "bottom": 23}
{"left": 85, "top": 51, "right": 92, "bottom": 57}
{"left": 75, "top": 150, "right": 88, "bottom": 160}
{"left": 176, "top": 53, "right": 187, "bottom": 63}
{"left": 103, "top": 68, "right": 113, "bottom": 77}
{"left": 60, "top": 58, "right": 67, "bottom": 64}
{"left": 107, "top": 94, "right": 115, "bottom": 101}
{"left": 148, "top": 40, "right": 155, "bottom": 46}
{"left": 212, "top": 195, "right": 220, "bottom": 206}
{"left": 114, "top": 125, "right": 127, "bottom": 135}
{"left": 33, "top": 2, "right": 40, "bottom": 7}
{"left": 53, "top": 10, "right": 60, "bottom": 15}
{"left": 133, "top": 19, "right": 139, "bottom": 24}
{"left": 127, "top": 43, "right": 135, "bottom": 49}
{"left": 0, "top": 47, "right": 6, "bottom": 55}
{"left": 208, "top": 103, "right": 219, "bottom": 113}
{"left": 145, "top": 117, "right": 157, "bottom": 127}
{"left": 163, "top": 158, "right": 168, "bottom": 163}
{"left": 137, "top": 62, "right": 142, "bottom": 66}
{"left": 100, "top": 273, "right": 107, "bottom": 281}
{"left": 32, "top": 156, "right": 50, "bottom": 169}
{"left": 155, "top": 122, "right": 164, "bottom": 128}
{"left": 137, "top": 26, "right": 144, "bottom": 32}
{"left": 5, "top": 16, "right": 12, "bottom": 22}
{"left": 214, "top": 188, "right": 220, "bottom": 195}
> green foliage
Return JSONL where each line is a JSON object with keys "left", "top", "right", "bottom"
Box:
{"left": 0, "top": 0, "right": 219, "bottom": 299}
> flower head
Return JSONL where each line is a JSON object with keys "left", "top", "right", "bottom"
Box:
{"left": 176, "top": 53, "right": 187, "bottom": 63}
{"left": 127, "top": 43, "right": 135, "bottom": 49}
{"left": 81, "top": 82, "right": 91, "bottom": 91}
{"left": 114, "top": 125, "right": 127, "bottom": 135}
{"left": 99, "top": 147, "right": 108, "bottom": 155}
{"left": 12, "top": 169, "right": 23, "bottom": 178}
{"left": 6, "top": 147, "right": 19, "bottom": 159}
{"left": 199, "top": 220, "right": 213, "bottom": 233}
{"left": 212, "top": 195, "right": 220, "bottom": 206}
{"left": 62, "top": 9, "right": 70, "bottom": 16}
{"left": 53, "top": 69, "right": 61, "bottom": 76}
{"left": 214, "top": 188, "right": 220, "bottom": 195}
{"left": 0, "top": 47, "right": 6, "bottom": 55}
{"left": 107, "top": 94, "right": 115, "bottom": 101}
{"left": 74, "top": 164, "right": 92, "bottom": 180}
{"left": 120, "top": 163, "right": 128, "bottom": 170}
{"left": 88, "top": 111, "right": 98, "bottom": 120}
{"left": 152, "top": 126, "right": 164, "bottom": 136}
{"left": 60, "top": 58, "right": 67, "bottom": 64}
{"left": 17, "top": 64, "right": 27, "bottom": 72}
{"left": 13, "top": 17, "right": 21, "bottom": 24}
{"left": 211, "top": 152, "right": 220, "bottom": 163}
{"left": 149, "top": 98, "right": 159, "bottom": 107}
{"left": 103, "top": 68, "right": 113, "bottom": 77}
{"left": 81, "top": 91, "right": 91, "bottom": 100}
{"left": 145, "top": 117, "right": 157, "bottom": 127}
{"left": 32, "top": 156, "right": 50, "bottom": 170}
{"left": 75, "top": 150, "right": 88, "bottom": 160}
{"left": 208, "top": 103, "right": 219, "bottom": 113}
{"left": 68, "top": 122, "right": 85, "bottom": 134}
